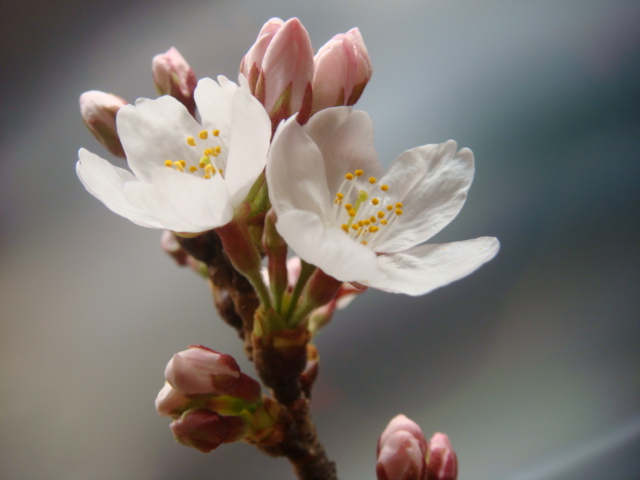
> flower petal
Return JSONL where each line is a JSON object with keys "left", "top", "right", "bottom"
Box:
{"left": 365, "top": 237, "right": 500, "bottom": 295}
{"left": 374, "top": 140, "right": 475, "bottom": 253}
{"left": 193, "top": 77, "right": 235, "bottom": 145}
{"left": 276, "top": 209, "right": 383, "bottom": 283}
{"left": 267, "top": 117, "right": 332, "bottom": 222}
{"left": 76, "top": 148, "right": 162, "bottom": 228}
{"left": 224, "top": 75, "right": 271, "bottom": 206}
{"left": 303, "top": 107, "right": 381, "bottom": 194}
{"left": 117, "top": 96, "right": 202, "bottom": 182}
{"left": 123, "top": 168, "right": 233, "bottom": 233}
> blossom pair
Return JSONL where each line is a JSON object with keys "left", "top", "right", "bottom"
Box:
{"left": 76, "top": 18, "right": 498, "bottom": 297}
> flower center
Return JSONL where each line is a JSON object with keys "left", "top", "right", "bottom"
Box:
{"left": 330, "top": 169, "right": 403, "bottom": 248}
{"left": 164, "top": 129, "right": 226, "bottom": 179}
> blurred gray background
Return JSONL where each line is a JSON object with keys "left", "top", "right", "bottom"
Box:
{"left": 1, "top": 1, "right": 639, "bottom": 479}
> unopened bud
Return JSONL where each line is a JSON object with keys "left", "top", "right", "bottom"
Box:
{"left": 155, "top": 382, "right": 191, "bottom": 417}
{"left": 165, "top": 345, "right": 241, "bottom": 396}
{"left": 311, "top": 28, "right": 372, "bottom": 115}
{"left": 240, "top": 17, "right": 314, "bottom": 127}
{"left": 170, "top": 408, "right": 248, "bottom": 453}
{"left": 426, "top": 433, "right": 458, "bottom": 480}
{"left": 377, "top": 430, "right": 427, "bottom": 480}
{"left": 378, "top": 415, "right": 428, "bottom": 457}
{"left": 79, "top": 90, "right": 127, "bottom": 157}
{"left": 152, "top": 47, "right": 197, "bottom": 115}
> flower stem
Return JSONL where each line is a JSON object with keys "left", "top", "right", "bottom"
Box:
{"left": 285, "top": 260, "right": 316, "bottom": 322}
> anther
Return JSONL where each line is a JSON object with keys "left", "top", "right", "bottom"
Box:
{"left": 361, "top": 240, "right": 367, "bottom": 245}
{"left": 387, "top": 205, "right": 393, "bottom": 211}
{"left": 354, "top": 169, "right": 363, "bottom": 177}
{"left": 372, "top": 198, "right": 380, "bottom": 206}
{"left": 187, "top": 136, "right": 196, "bottom": 147}
{"left": 164, "top": 160, "right": 173, "bottom": 167}
{"left": 380, "top": 185, "right": 389, "bottom": 191}
{"left": 378, "top": 211, "right": 385, "bottom": 218}
{"left": 173, "top": 161, "right": 184, "bottom": 172}
{"left": 341, "top": 224, "right": 349, "bottom": 232}
{"left": 189, "top": 166, "right": 198, "bottom": 173}
{"left": 212, "top": 129, "right": 220, "bottom": 136}
{"left": 395, "top": 208, "right": 403, "bottom": 215}
{"left": 380, "top": 219, "right": 388, "bottom": 225}
{"left": 369, "top": 177, "right": 377, "bottom": 184}
{"left": 336, "top": 193, "right": 344, "bottom": 200}
{"left": 345, "top": 173, "right": 354, "bottom": 181}
{"left": 396, "top": 202, "right": 403, "bottom": 208}
{"left": 215, "top": 146, "right": 222, "bottom": 154}
{"left": 199, "top": 130, "right": 208, "bottom": 140}
{"left": 179, "top": 160, "right": 186, "bottom": 167}
{"left": 348, "top": 209, "right": 356, "bottom": 217}
{"left": 344, "top": 203, "right": 353, "bottom": 211}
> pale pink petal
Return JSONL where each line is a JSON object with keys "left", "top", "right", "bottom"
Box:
{"left": 303, "top": 107, "right": 381, "bottom": 194}
{"left": 366, "top": 237, "right": 500, "bottom": 295}
{"left": 224, "top": 75, "right": 271, "bottom": 206}
{"left": 267, "top": 117, "right": 332, "bottom": 222}
{"left": 76, "top": 149, "right": 162, "bottom": 228}
{"left": 276, "top": 209, "right": 383, "bottom": 282}
{"left": 373, "top": 141, "right": 475, "bottom": 253}
{"left": 116, "top": 96, "right": 202, "bottom": 182}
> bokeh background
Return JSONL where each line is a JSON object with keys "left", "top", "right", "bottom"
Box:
{"left": 1, "top": 1, "right": 639, "bottom": 479}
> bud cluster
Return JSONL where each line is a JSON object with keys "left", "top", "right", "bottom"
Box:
{"left": 155, "top": 345, "right": 269, "bottom": 452}
{"left": 376, "top": 415, "right": 458, "bottom": 480}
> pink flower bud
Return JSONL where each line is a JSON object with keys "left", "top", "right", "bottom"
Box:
{"left": 155, "top": 382, "right": 190, "bottom": 417}
{"left": 170, "top": 408, "right": 248, "bottom": 453}
{"left": 79, "top": 90, "right": 127, "bottom": 157}
{"left": 378, "top": 415, "right": 428, "bottom": 457}
{"left": 165, "top": 345, "right": 241, "bottom": 396}
{"left": 311, "top": 27, "right": 372, "bottom": 115}
{"left": 240, "top": 17, "right": 314, "bottom": 126}
{"left": 152, "top": 47, "right": 197, "bottom": 116}
{"left": 377, "top": 430, "right": 427, "bottom": 480}
{"left": 240, "top": 18, "right": 284, "bottom": 92}
{"left": 426, "top": 433, "right": 458, "bottom": 480}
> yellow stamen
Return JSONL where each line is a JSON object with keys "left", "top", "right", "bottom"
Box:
{"left": 205, "top": 164, "right": 216, "bottom": 177}
{"left": 387, "top": 205, "right": 393, "bottom": 211}
{"left": 341, "top": 224, "right": 349, "bottom": 232}
{"left": 215, "top": 146, "right": 222, "bottom": 154}
{"left": 164, "top": 160, "right": 173, "bottom": 167}
{"left": 212, "top": 129, "right": 220, "bottom": 137}
{"left": 396, "top": 202, "right": 403, "bottom": 208}
{"left": 173, "top": 161, "right": 184, "bottom": 172}
{"left": 348, "top": 209, "right": 356, "bottom": 217}
{"left": 345, "top": 173, "right": 354, "bottom": 181}
{"left": 361, "top": 240, "right": 367, "bottom": 245}
{"left": 344, "top": 203, "right": 353, "bottom": 211}
{"left": 199, "top": 130, "right": 208, "bottom": 140}
{"left": 187, "top": 136, "right": 196, "bottom": 147}
{"left": 336, "top": 192, "right": 344, "bottom": 200}
{"left": 378, "top": 211, "right": 385, "bottom": 218}
{"left": 371, "top": 198, "right": 380, "bottom": 205}
{"left": 380, "top": 219, "right": 388, "bottom": 225}
{"left": 369, "top": 177, "right": 377, "bottom": 184}
{"left": 354, "top": 169, "right": 363, "bottom": 177}
{"left": 395, "top": 208, "right": 403, "bottom": 215}
{"left": 351, "top": 224, "right": 359, "bottom": 230}
{"left": 380, "top": 185, "right": 389, "bottom": 191}
{"left": 370, "top": 216, "right": 376, "bottom": 223}
{"left": 199, "top": 157, "right": 210, "bottom": 168}
{"left": 179, "top": 160, "right": 186, "bottom": 168}
{"left": 189, "top": 166, "right": 198, "bottom": 173}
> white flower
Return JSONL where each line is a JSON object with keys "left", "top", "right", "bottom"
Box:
{"left": 266, "top": 107, "right": 499, "bottom": 296}
{"left": 76, "top": 75, "right": 271, "bottom": 234}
